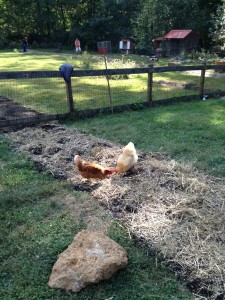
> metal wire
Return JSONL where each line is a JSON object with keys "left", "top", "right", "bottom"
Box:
{"left": 0, "top": 66, "right": 225, "bottom": 127}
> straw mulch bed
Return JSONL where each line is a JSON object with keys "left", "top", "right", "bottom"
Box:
{"left": 4, "top": 123, "right": 225, "bottom": 300}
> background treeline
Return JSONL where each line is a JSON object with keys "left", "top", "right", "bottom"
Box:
{"left": 0, "top": 0, "right": 224, "bottom": 52}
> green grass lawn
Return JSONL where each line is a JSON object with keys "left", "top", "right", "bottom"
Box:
{"left": 0, "top": 50, "right": 74, "bottom": 71}
{"left": 1, "top": 50, "right": 224, "bottom": 299}
{"left": 0, "top": 50, "right": 224, "bottom": 114}
{"left": 0, "top": 136, "right": 193, "bottom": 300}
{"left": 66, "top": 98, "right": 225, "bottom": 178}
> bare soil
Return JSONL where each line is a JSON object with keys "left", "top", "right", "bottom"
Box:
{"left": 0, "top": 96, "right": 43, "bottom": 121}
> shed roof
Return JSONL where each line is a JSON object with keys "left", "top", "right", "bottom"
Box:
{"left": 120, "top": 37, "right": 135, "bottom": 42}
{"left": 155, "top": 37, "right": 166, "bottom": 41}
{"left": 164, "top": 30, "right": 193, "bottom": 39}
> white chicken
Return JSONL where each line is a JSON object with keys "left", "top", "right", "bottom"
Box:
{"left": 115, "top": 142, "right": 138, "bottom": 173}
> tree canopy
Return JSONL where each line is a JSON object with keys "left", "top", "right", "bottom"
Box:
{"left": 0, "top": 0, "right": 224, "bottom": 51}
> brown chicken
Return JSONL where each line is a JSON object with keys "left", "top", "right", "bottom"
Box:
{"left": 74, "top": 155, "right": 114, "bottom": 180}
{"left": 115, "top": 142, "right": 138, "bottom": 173}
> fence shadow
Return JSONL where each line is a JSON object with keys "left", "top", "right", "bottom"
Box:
{"left": 0, "top": 64, "right": 225, "bottom": 128}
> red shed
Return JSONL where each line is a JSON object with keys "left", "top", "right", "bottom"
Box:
{"left": 97, "top": 41, "right": 112, "bottom": 54}
{"left": 119, "top": 38, "right": 135, "bottom": 54}
{"left": 153, "top": 37, "right": 166, "bottom": 49}
{"left": 156, "top": 30, "right": 199, "bottom": 56}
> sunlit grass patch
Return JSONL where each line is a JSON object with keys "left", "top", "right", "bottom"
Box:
{"left": 0, "top": 78, "right": 67, "bottom": 114}
{"left": 0, "top": 50, "right": 225, "bottom": 115}
{"left": 0, "top": 134, "right": 193, "bottom": 300}
{"left": 68, "top": 98, "right": 225, "bottom": 178}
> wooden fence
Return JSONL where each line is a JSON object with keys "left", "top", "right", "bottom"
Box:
{"left": 0, "top": 63, "right": 225, "bottom": 128}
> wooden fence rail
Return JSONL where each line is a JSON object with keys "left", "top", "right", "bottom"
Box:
{"left": 0, "top": 64, "right": 224, "bottom": 80}
{"left": 0, "top": 64, "right": 225, "bottom": 127}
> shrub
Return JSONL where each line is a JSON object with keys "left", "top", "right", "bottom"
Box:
{"left": 8, "top": 41, "right": 20, "bottom": 49}
{"left": 181, "top": 49, "right": 219, "bottom": 63}
{"left": 106, "top": 56, "right": 138, "bottom": 79}
{"left": 40, "top": 42, "right": 48, "bottom": 49}
{"left": 80, "top": 51, "right": 92, "bottom": 69}
{"left": 31, "top": 41, "right": 40, "bottom": 49}
{"left": 0, "top": 35, "right": 9, "bottom": 48}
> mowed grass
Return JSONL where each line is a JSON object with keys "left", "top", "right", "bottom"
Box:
{"left": 0, "top": 50, "right": 73, "bottom": 71}
{"left": 0, "top": 50, "right": 224, "bottom": 299}
{"left": 0, "top": 136, "right": 193, "bottom": 300}
{"left": 0, "top": 50, "right": 224, "bottom": 114}
{"left": 66, "top": 98, "right": 225, "bottom": 178}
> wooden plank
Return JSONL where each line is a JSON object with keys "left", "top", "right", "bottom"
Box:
{"left": 73, "top": 68, "right": 149, "bottom": 77}
{"left": 1, "top": 65, "right": 225, "bottom": 80}
{"left": 147, "top": 64, "right": 154, "bottom": 106}
{"left": 0, "top": 71, "right": 60, "bottom": 80}
{"left": 0, "top": 114, "right": 61, "bottom": 128}
{"left": 65, "top": 80, "right": 74, "bottom": 113}
{"left": 74, "top": 64, "right": 225, "bottom": 75}
{"left": 103, "top": 55, "right": 113, "bottom": 113}
{"left": 2, "top": 91, "right": 225, "bottom": 127}
{"left": 67, "top": 93, "right": 217, "bottom": 121}
{"left": 199, "top": 63, "right": 206, "bottom": 99}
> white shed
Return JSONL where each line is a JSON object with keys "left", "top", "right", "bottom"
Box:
{"left": 119, "top": 38, "right": 135, "bottom": 54}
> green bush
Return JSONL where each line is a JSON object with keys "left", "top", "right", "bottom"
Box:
{"left": 8, "top": 41, "right": 20, "bottom": 49}
{"left": 0, "top": 35, "right": 9, "bottom": 48}
{"left": 80, "top": 51, "right": 92, "bottom": 69}
{"left": 31, "top": 41, "right": 40, "bottom": 49}
{"left": 106, "top": 56, "right": 137, "bottom": 79}
{"left": 182, "top": 49, "right": 219, "bottom": 63}
{"left": 40, "top": 42, "right": 48, "bottom": 49}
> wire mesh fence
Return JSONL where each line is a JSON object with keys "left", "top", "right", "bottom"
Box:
{"left": 0, "top": 77, "right": 67, "bottom": 115}
{"left": 204, "top": 69, "right": 225, "bottom": 96}
{"left": 0, "top": 64, "right": 225, "bottom": 128}
{"left": 152, "top": 72, "right": 199, "bottom": 101}
{"left": 71, "top": 75, "right": 148, "bottom": 111}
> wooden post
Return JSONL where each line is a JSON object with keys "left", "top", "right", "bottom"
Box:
{"left": 147, "top": 63, "right": 154, "bottom": 106}
{"left": 104, "top": 55, "right": 113, "bottom": 113}
{"left": 199, "top": 61, "right": 206, "bottom": 100}
{"left": 65, "top": 80, "right": 74, "bottom": 113}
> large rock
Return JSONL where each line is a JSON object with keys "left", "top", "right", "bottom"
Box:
{"left": 48, "top": 230, "right": 128, "bottom": 292}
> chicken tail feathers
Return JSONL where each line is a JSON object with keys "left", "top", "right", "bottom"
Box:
{"left": 123, "top": 142, "right": 136, "bottom": 154}
{"left": 74, "top": 154, "right": 80, "bottom": 164}
{"left": 74, "top": 155, "right": 85, "bottom": 170}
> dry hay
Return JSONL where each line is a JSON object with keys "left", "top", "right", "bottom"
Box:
{"left": 4, "top": 123, "right": 225, "bottom": 300}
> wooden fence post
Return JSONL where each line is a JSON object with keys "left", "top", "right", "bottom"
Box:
{"left": 147, "top": 63, "right": 154, "bottom": 107}
{"left": 65, "top": 80, "right": 74, "bottom": 113}
{"left": 59, "top": 64, "right": 74, "bottom": 114}
{"left": 103, "top": 55, "right": 113, "bottom": 113}
{"left": 199, "top": 61, "right": 206, "bottom": 100}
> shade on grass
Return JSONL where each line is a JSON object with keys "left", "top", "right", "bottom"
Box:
{"left": 68, "top": 98, "right": 225, "bottom": 178}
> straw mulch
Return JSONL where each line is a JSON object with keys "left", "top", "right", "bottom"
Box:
{"left": 4, "top": 123, "right": 225, "bottom": 300}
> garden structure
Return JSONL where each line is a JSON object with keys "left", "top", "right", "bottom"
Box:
{"left": 154, "top": 30, "right": 200, "bottom": 56}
